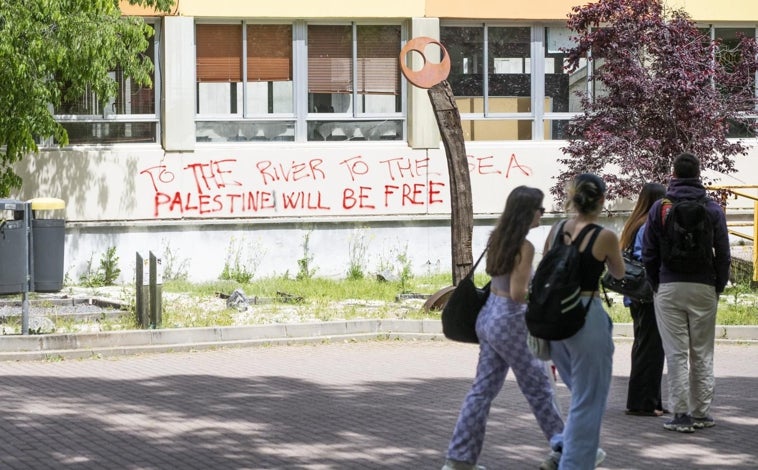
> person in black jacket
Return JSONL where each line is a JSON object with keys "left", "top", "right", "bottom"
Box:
{"left": 642, "top": 152, "right": 731, "bottom": 433}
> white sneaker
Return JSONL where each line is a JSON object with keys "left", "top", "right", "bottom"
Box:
{"left": 539, "top": 448, "right": 606, "bottom": 469}
{"left": 539, "top": 450, "right": 561, "bottom": 470}
{"left": 595, "top": 448, "right": 606, "bottom": 467}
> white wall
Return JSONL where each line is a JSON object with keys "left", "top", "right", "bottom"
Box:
{"left": 15, "top": 139, "right": 758, "bottom": 284}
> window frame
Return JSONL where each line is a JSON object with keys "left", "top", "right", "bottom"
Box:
{"left": 51, "top": 20, "right": 161, "bottom": 146}
{"left": 194, "top": 19, "right": 407, "bottom": 143}
{"left": 699, "top": 23, "right": 758, "bottom": 137}
{"left": 305, "top": 21, "right": 406, "bottom": 142}
{"left": 440, "top": 22, "right": 585, "bottom": 142}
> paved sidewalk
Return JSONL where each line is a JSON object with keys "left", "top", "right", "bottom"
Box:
{"left": 0, "top": 340, "right": 755, "bottom": 469}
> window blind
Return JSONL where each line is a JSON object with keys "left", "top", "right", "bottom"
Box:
{"left": 247, "top": 24, "right": 293, "bottom": 82}
{"left": 308, "top": 25, "right": 352, "bottom": 94}
{"left": 357, "top": 25, "right": 400, "bottom": 95}
{"left": 197, "top": 24, "right": 243, "bottom": 82}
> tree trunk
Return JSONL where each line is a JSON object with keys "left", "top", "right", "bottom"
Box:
{"left": 427, "top": 80, "right": 474, "bottom": 285}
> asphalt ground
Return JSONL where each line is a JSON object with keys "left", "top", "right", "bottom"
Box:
{"left": 0, "top": 340, "right": 755, "bottom": 469}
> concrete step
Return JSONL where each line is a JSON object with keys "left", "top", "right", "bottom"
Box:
{"left": 0, "top": 320, "right": 755, "bottom": 362}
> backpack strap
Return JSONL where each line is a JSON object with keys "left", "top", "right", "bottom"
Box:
{"left": 573, "top": 224, "right": 603, "bottom": 308}
{"left": 571, "top": 223, "right": 602, "bottom": 248}
{"left": 660, "top": 197, "right": 673, "bottom": 223}
{"left": 584, "top": 224, "right": 604, "bottom": 249}
{"left": 550, "top": 220, "right": 569, "bottom": 249}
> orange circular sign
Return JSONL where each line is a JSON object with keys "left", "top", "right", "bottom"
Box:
{"left": 399, "top": 37, "right": 451, "bottom": 89}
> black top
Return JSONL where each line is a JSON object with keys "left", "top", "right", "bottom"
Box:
{"left": 573, "top": 223, "right": 604, "bottom": 291}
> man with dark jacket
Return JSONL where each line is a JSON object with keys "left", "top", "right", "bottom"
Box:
{"left": 642, "top": 152, "right": 731, "bottom": 433}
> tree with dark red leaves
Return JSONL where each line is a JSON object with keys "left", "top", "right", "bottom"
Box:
{"left": 554, "top": 0, "right": 758, "bottom": 202}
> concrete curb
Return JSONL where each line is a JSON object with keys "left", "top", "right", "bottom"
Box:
{"left": 0, "top": 321, "right": 756, "bottom": 361}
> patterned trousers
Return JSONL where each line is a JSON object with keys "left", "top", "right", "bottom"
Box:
{"left": 446, "top": 294, "right": 564, "bottom": 464}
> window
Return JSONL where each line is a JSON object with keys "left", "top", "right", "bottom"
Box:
{"left": 195, "top": 21, "right": 404, "bottom": 143}
{"left": 307, "top": 24, "right": 403, "bottom": 141}
{"left": 442, "top": 24, "right": 579, "bottom": 141}
{"left": 196, "top": 23, "right": 295, "bottom": 142}
{"left": 444, "top": 26, "right": 533, "bottom": 141}
{"left": 545, "top": 26, "right": 588, "bottom": 140}
{"left": 712, "top": 27, "right": 758, "bottom": 138}
{"left": 53, "top": 24, "right": 159, "bottom": 145}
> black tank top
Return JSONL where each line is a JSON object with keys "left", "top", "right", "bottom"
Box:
{"left": 559, "top": 223, "right": 605, "bottom": 291}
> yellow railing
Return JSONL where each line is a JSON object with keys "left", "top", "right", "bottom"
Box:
{"left": 709, "top": 185, "right": 758, "bottom": 282}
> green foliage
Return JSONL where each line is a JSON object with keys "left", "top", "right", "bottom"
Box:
{"left": 130, "top": 0, "right": 175, "bottom": 11}
{"left": 219, "top": 236, "right": 263, "bottom": 284}
{"left": 719, "top": 281, "right": 758, "bottom": 325}
{"left": 296, "top": 230, "right": 317, "bottom": 280}
{"left": 606, "top": 298, "right": 633, "bottom": 323}
{"left": 161, "top": 239, "right": 190, "bottom": 281}
{"left": 346, "top": 228, "right": 368, "bottom": 280}
{"left": 396, "top": 249, "right": 413, "bottom": 293}
{"left": 79, "top": 246, "right": 121, "bottom": 287}
{"left": 99, "top": 246, "right": 121, "bottom": 285}
{"left": 556, "top": 0, "right": 758, "bottom": 201}
{"left": 0, "top": 0, "right": 174, "bottom": 196}
{"left": 376, "top": 240, "right": 413, "bottom": 292}
{"left": 605, "top": 283, "right": 758, "bottom": 326}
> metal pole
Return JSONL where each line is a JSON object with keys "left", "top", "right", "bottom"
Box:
{"left": 22, "top": 202, "right": 31, "bottom": 335}
{"left": 149, "top": 251, "right": 162, "bottom": 328}
{"left": 136, "top": 252, "right": 148, "bottom": 328}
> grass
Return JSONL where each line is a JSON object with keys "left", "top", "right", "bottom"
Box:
{"left": 604, "top": 283, "right": 758, "bottom": 325}
{"left": 158, "top": 273, "right": 455, "bottom": 328}
{"left": 5, "top": 274, "right": 757, "bottom": 334}
{"left": 159, "top": 274, "right": 758, "bottom": 328}
{"left": 164, "top": 273, "right": 454, "bottom": 303}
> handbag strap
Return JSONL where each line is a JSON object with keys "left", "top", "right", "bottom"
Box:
{"left": 465, "top": 246, "right": 489, "bottom": 279}
{"left": 601, "top": 280, "right": 613, "bottom": 307}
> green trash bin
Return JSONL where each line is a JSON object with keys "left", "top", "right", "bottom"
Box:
{"left": 29, "top": 198, "right": 66, "bottom": 293}
{"left": 0, "top": 199, "right": 28, "bottom": 294}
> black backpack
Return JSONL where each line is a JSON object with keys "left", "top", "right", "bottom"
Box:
{"left": 660, "top": 197, "right": 714, "bottom": 273}
{"left": 526, "top": 221, "right": 602, "bottom": 340}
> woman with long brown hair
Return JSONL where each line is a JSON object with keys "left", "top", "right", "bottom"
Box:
{"left": 620, "top": 182, "right": 668, "bottom": 417}
{"left": 442, "top": 186, "right": 564, "bottom": 470}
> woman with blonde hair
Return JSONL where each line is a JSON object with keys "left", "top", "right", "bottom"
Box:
{"left": 540, "top": 174, "right": 625, "bottom": 470}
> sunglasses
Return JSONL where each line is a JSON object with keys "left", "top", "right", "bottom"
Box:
{"left": 538, "top": 207, "right": 545, "bottom": 215}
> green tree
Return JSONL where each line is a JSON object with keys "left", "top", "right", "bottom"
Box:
{"left": 554, "top": 0, "right": 758, "bottom": 201}
{"left": 0, "top": 0, "right": 174, "bottom": 196}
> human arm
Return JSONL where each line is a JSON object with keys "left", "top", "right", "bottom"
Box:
{"left": 632, "top": 223, "right": 646, "bottom": 260}
{"left": 598, "top": 228, "right": 625, "bottom": 280}
{"left": 510, "top": 240, "right": 534, "bottom": 303}
{"left": 711, "top": 203, "right": 731, "bottom": 294}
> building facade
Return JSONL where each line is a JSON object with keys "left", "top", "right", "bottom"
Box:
{"left": 14, "top": 0, "right": 758, "bottom": 282}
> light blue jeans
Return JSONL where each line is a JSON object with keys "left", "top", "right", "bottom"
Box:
{"left": 549, "top": 297, "right": 614, "bottom": 470}
{"left": 446, "top": 294, "right": 564, "bottom": 465}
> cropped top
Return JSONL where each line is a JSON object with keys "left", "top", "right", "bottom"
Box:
{"left": 490, "top": 273, "right": 510, "bottom": 295}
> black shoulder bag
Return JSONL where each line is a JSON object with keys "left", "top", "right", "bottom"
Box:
{"left": 441, "top": 248, "right": 491, "bottom": 343}
{"left": 600, "top": 228, "right": 654, "bottom": 303}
